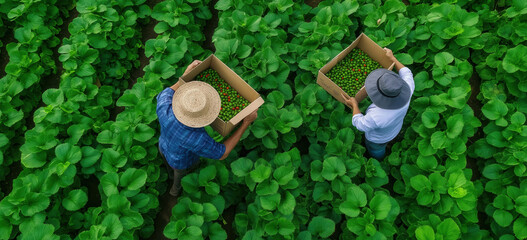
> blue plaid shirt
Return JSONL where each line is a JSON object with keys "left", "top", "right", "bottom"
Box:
{"left": 156, "top": 88, "right": 226, "bottom": 169}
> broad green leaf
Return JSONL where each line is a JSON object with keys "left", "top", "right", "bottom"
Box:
{"left": 434, "top": 52, "right": 454, "bottom": 68}
{"left": 482, "top": 164, "right": 502, "bottom": 180}
{"left": 266, "top": 91, "right": 285, "bottom": 108}
{"left": 417, "top": 155, "right": 437, "bottom": 170}
{"left": 395, "top": 53, "right": 413, "bottom": 65}
{"left": 260, "top": 193, "right": 280, "bottom": 210}
{"left": 494, "top": 194, "right": 514, "bottom": 210}
{"left": 347, "top": 185, "right": 366, "bottom": 203}
{"left": 101, "top": 172, "right": 119, "bottom": 196}
{"left": 511, "top": 112, "right": 526, "bottom": 125}
{"left": 436, "top": 218, "right": 460, "bottom": 240}
{"left": 209, "top": 222, "right": 227, "bottom": 240}
{"left": 313, "top": 182, "right": 333, "bottom": 202}
{"left": 117, "top": 93, "right": 139, "bottom": 107}
{"left": 0, "top": 134, "right": 9, "bottom": 148}
{"left": 486, "top": 131, "right": 507, "bottom": 148}
{"left": 0, "top": 217, "right": 12, "bottom": 239}
{"left": 418, "top": 138, "right": 437, "bottom": 156}
{"left": 516, "top": 195, "right": 527, "bottom": 217}
{"left": 250, "top": 164, "right": 271, "bottom": 183}
{"left": 62, "top": 189, "right": 88, "bottom": 211}
{"left": 482, "top": 99, "right": 508, "bottom": 120}
{"left": 120, "top": 168, "right": 147, "bottom": 190}
{"left": 231, "top": 158, "right": 253, "bottom": 177}
{"left": 203, "top": 203, "right": 219, "bottom": 221}
{"left": 494, "top": 209, "right": 513, "bottom": 227}
{"left": 101, "top": 214, "right": 123, "bottom": 238}
{"left": 430, "top": 131, "right": 447, "bottom": 149}
{"left": 446, "top": 114, "right": 464, "bottom": 138}
{"left": 42, "top": 89, "right": 64, "bottom": 106}
{"left": 80, "top": 146, "right": 101, "bottom": 168}
{"left": 415, "top": 225, "right": 435, "bottom": 240}
{"left": 417, "top": 191, "right": 435, "bottom": 205}
{"left": 411, "top": 175, "right": 431, "bottom": 191}
{"left": 503, "top": 45, "right": 527, "bottom": 73}
{"left": 146, "top": 60, "right": 175, "bottom": 79}
{"left": 199, "top": 165, "right": 217, "bottom": 186}
{"left": 256, "top": 180, "right": 279, "bottom": 196}
{"left": 164, "top": 220, "right": 186, "bottom": 239}
{"left": 21, "top": 193, "right": 50, "bottom": 216}
{"left": 514, "top": 217, "right": 527, "bottom": 239}
{"left": 77, "top": 63, "right": 95, "bottom": 77}
{"left": 278, "top": 191, "right": 295, "bottom": 215}
{"left": 134, "top": 124, "right": 154, "bottom": 142}
{"left": 422, "top": 110, "right": 439, "bottom": 128}
{"left": 55, "top": 143, "right": 82, "bottom": 164}
{"left": 273, "top": 166, "right": 294, "bottom": 185}
{"left": 131, "top": 146, "right": 147, "bottom": 160}
{"left": 321, "top": 157, "right": 346, "bottom": 181}
{"left": 369, "top": 193, "right": 391, "bottom": 220}
{"left": 276, "top": 218, "right": 295, "bottom": 236}
{"left": 18, "top": 215, "right": 56, "bottom": 239}
{"left": 448, "top": 171, "right": 467, "bottom": 188}
{"left": 215, "top": 0, "right": 233, "bottom": 11}
{"left": 308, "top": 216, "right": 335, "bottom": 238}
{"left": 341, "top": 185, "right": 367, "bottom": 217}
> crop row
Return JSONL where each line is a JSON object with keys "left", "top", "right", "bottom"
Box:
{"left": 469, "top": 1, "right": 527, "bottom": 238}
{"left": 0, "top": 0, "right": 153, "bottom": 238}
{"left": 0, "top": 0, "right": 73, "bottom": 194}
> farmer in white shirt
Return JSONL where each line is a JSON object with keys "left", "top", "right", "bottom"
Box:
{"left": 342, "top": 48, "right": 415, "bottom": 160}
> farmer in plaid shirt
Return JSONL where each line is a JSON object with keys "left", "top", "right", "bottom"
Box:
{"left": 156, "top": 60, "right": 258, "bottom": 198}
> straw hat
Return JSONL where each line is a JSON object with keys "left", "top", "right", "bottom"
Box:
{"left": 365, "top": 68, "right": 411, "bottom": 109}
{"left": 172, "top": 81, "right": 221, "bottom": 128}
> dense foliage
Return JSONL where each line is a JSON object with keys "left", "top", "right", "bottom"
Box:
{"left": 0, "top": 0, "right": 526, "bottom": 239}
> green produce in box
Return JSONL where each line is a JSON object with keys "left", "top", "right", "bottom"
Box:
{"left": 195, "top": 68, "right": 251, "bottom": 121}
{"left": 326, "top": 48, "right": 382, "bottom": 97}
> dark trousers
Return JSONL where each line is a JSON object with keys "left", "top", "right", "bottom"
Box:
{"left": 365, "top": 138, "right": 388, "bottom": 160}
{"left": 158, "top": 145, "right": 199, "bottom": 197}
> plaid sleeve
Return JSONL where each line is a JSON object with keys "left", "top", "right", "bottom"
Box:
{"left": 156, "top": 88, "right": 175, "bottom": 127}
{"left": 192, "top": 132, "right": 226, "bottom": 160}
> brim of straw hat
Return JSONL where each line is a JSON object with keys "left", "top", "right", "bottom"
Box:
{"left": 172, "top": 81, "right": 221, "bottom": 128}
{"left": 364, "top": 68, "right": 411, "bottom": 110}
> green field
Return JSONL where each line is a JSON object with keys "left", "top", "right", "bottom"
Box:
{"left": 0, "top": 0, "right": 526, "bottom": 239}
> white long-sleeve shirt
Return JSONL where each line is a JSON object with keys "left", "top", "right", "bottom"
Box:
{"left": 352, "top": 67, "right": 415, "bottom": 144}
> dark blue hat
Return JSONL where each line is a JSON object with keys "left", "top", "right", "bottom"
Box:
{"left": 364, "top": 68, "right": 411, "bottom": 109}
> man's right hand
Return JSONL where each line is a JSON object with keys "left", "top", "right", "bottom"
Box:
{"left": 384, "top": 47, "right": 405, "bottom": 71}
{"left": 220, "top": 108, "right": 259, "bottom": 160}
{"left": 243, "top": 109, "right": 258, "bottom": 125}
{"left": 341, "top": 93, "right": 357, "bottom": 108}
{"left": 384, "top": 48, "right": 396, "bottom": 61}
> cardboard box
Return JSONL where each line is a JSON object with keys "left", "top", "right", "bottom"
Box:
{"left": 317, "top": 33, "right": 395, "bottom": 104}
{"left": 179, "top": 54, "right": 265, "bottom": 136}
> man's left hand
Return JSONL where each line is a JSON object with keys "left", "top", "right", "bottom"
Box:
{"left": 183, "top": 60, "right": 202, "bottom": 75}
{"left": 341, "top": 93, "right": 358, "bottom": 108}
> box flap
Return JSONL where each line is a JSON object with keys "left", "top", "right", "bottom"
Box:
{"left": 229, "top": 97, "right": 264, "bottom": 125}
{"left": 180, "top": 55, "right": 213, "bottom": 82}
{"left": 356, "top": 34, "right": 394, "bottom": 69}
